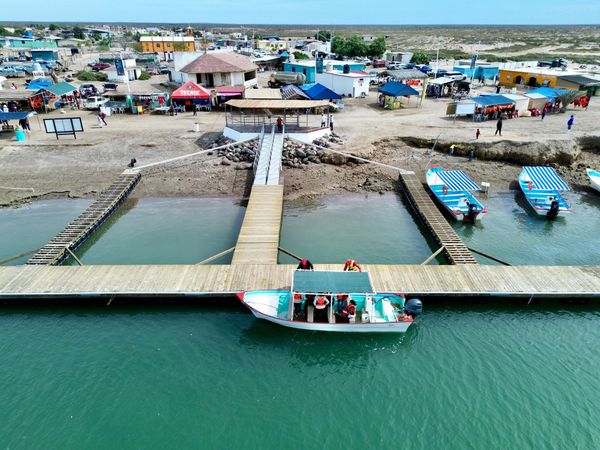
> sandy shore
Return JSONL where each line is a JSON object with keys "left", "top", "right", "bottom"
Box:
{"left": 1, "top": 84, "right": 599, "bottom": 207}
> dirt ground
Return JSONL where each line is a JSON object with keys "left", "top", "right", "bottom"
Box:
{"left": 1, "top": 78, "right": 599, "bottom": 206}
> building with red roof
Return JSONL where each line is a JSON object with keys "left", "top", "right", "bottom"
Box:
{"left": 176, "top": 52, "right": 258, "bottom": 89}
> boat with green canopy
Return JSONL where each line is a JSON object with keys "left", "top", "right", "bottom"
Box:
{"left": 238, "top": 270, "right": 422, "bottom": 333}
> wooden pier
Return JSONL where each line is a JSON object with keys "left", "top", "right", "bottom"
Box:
{"left": 26, "top": 171, "right": 141, "bottom": 266}
{"left": 0, "top": 264, "right": 599, "bottom": 299}
{"left": 399, "top": 173, "right": 478, "bottom": 265}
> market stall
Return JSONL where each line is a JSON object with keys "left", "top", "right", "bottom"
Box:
{"left": 170, "top": 81, "right": 211, "bottom": 111}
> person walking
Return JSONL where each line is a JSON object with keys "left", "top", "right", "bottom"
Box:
{"left": 495, "top": 118, "right": 503, "bottom": 136}
{"left": 98, "top": 110, "right": 108, "bottom": 126}
{"left": 475, "top": 128, "right": 481, "bottom": 140}
{"left": 541, "top": 107, "right": 547, "bottom": 121}
{"left": 329, "top": 113, "right": 334, "bottom": 131}
{"left": 276, "top": 116, "right": 283, "bottom": 133}
{"left": 320, "top": 113, "right": 326, "bottom": 127}
{"left": 567, "top": 114, "right": 574, "bottom": 131}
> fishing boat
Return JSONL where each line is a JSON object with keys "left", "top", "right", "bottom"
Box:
{"left": 518, "top": 166, "right": 571, "bottom": 219}
{"left": 426, "top": 167, "right": 487, "bottom": 222}
{"left": 238, "top": 270, "right": 422, "bottom": 333}
{"left": 587, "top": 168, "right": 600, "bottom": 193}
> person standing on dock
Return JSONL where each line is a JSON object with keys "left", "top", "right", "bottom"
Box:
{"left": 321, "top": 113, "right": 326, "bottom": 128}
{"left": 495, "top": 118, "right": 503, "bottom": 136}
{"left": 276, "top": 116, "right": 283, "bottom": 133}
{"left": 343, "top": 259, "right": 362, "bottom": 272}
{"left": 567, "top": 115, "right": 574, "bottom": 131}
{"left": 329, "top": 113, "right": 334, "bottom": 131}
{"left": 297, "top": 258, "right": 314, "bottom": 270}
{"left": 475, "top": 128, "right": 480, "bottom": 140}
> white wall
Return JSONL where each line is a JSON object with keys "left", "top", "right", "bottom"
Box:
{"left": 315, "top": 72, "right": 369, "bottom": 97}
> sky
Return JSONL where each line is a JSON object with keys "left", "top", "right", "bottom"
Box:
{"left": 2, "top": 0, "right": 599, "bottom": 24}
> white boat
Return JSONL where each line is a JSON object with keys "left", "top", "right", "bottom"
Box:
{"left": 518, "top": 166, "right": 571, "bottom": 219}
{"left": 587, "top": 168, "right": 600, "bottom": 193}
{"left": 238, "top": 270, "right": 422, "bottom": 333}
{"left": 426, "top": 167, "right": 487, "bottom": 222}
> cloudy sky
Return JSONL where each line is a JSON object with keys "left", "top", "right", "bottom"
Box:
{"left": 3, "top": 0, "right": 598, "bottom": 24}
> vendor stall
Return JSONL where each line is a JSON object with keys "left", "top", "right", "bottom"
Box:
{"left": 470, "top": 95, "right": 515, "bottom": 121}
{"left": 171, "top": 81, "right": 211, "bottom": 111}
{"left": 378, "top": 81, "right": 419, "bottom": 109}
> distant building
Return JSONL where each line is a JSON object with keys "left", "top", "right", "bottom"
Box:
{"left": 361, "top": 35, "right": 376, "bottom": 42}
{"left": 176, "top": 52, "right": 258, "bottom": 88}
{"left": 283, "top": 60, "right": 366, "bottom": 84}
{"left": 139, "top": 36, "right": 196, "bottom": 61}
{"left": 315, "top": 70, "right": 370, "bottom": 98}
{"left": 103, "top": 59, "right": 143, "bottom": 83}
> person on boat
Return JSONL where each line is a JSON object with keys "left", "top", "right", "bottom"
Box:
{"left": 304, "top": 294, "right": 315, "bottom": 314}
{"left": 442, "top": 185, "right": 448, "bottom": 195}
{"left": 343, "top": 259, "right": 362, "bottom": 272}
{"left": 337, "top": 300, "right": 357, "bottom": 323}
{"left": 293, "top": 293, "right": 303, "bottom": 318}
{"left": 313, "top": 295, "right": 330, "bottom": 322}
{"left": 297, "top": 258, "right": 314, "bottom": 270}
{"left": 335, "top": 294, "right": 349, "bottom": 313}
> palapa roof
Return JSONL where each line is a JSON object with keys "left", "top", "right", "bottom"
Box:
{"left": 244, "top": 88, "right": 282, "bottom": 100}
{"left": 226, "top": 99, "right": 330, "bottom": 109}
{"left": 180, "top": 52, "right": 257, "bottom": 74}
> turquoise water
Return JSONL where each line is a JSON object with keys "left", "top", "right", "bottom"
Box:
{"left": 1, "top": 192, "right": 600, "bottom": 447}
{"left": 1, "top": 304, "right": 599, "bottom": 448}
{"left": 452, "top": 191, "right": 600, "bottom": 265}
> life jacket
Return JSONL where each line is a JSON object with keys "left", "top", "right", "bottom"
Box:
{"left": 293, "top": 293, "right": 302, "bottom": 303}
{"left": 342, "top": 304, "right": 356, "bottom": 318}
{"left": 315, "top": 296, "right": 328, "bottom": 308}
{"left": 403, "top": 314, "right": 414, "bottom": 323}
{"left": 344, "top": 259, "right": 360, "bottom": 272}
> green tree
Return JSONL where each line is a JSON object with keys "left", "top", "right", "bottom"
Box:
{"left": 0, "top": 27, "right": 7, "bottom": 36}
{"left": 73, "top": 26, "right": 85, "bottom": 40}
{"left": 410, "top": 51, "right": 429, "bottom": 64}
{"left": 367, "top": 37, "right": 386, "bottom": 58}
{"left": 49, "top": 24, "right": 58, "bottom": 31}
{"left": 315, "top": 30, "right": 331, "bottom": 42}
{"left": 293, "top": 51, "right": 310, "bottom": 60}
{"left": 173, "top": 41, "right": 188, "bottom": 51}
{"left": 14, "top": 28, "right": 26, "bottom": 36}
{"left": 132, "top": 42, "right": 143, "bottom": 52}
{"left": 332, "top": 35, "right": 346, "bottom": 55}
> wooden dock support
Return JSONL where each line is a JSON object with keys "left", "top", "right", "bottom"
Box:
{"left": 26, "top": 171, "right": 141, "bottom": 266}
{"left": 399, "top": 173, "right": 478, "bottom": 265}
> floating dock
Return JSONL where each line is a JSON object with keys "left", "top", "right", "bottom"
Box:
{"left": 26, "top": 171, "right": 141, "bottom": 266}
{"left": 399, "top": 173, "right": 478, "bottom": 265}
{"left": 0, "top": 264, "right": 599, "bottom": 299}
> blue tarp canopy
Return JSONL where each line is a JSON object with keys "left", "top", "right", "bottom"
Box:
{"left": 471, "top": 95, "right": 515, "bottom": 106}
{"left": 523, "top": 166, "right": 570, "bottom": 191}
{"left": 299, "top": 83, "right": 342, "bottom": 100}
{"left": 437, "top": 170, "right": 480, "bottom": 191}
{"left": 26, "top": 78, "right": 53, "bottom": 90}
{"left": 378, "top": 81, "right": 419, "bottom": 97}
{"left": 293, "top": 270, "right": 373, "bottom": 294}
{"left": 527, "top": 87, "right": 571, "bottom": 99}
{"left": 0, "top": 111, "right": 32, "bottom": 121}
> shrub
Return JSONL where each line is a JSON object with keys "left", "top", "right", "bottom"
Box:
{"left": 75, "top": 71, "right": 108, "bottom": 81}
{"left": 138, "top": 71, "right": 151, "bottom": 80}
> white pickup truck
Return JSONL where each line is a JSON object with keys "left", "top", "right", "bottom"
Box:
{"left": 84, "top": 96, "right": 107, "bottom": 110}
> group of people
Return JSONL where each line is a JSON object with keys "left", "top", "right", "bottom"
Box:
{"left": 297, "top": 258, "right": 361, "bottom": 272}
{"left": 292, "top": 292, "right": 357, "bottom": 323}
{"left": 1, "top": 102, "right": 30, "bottom": 133}
{"left": 320, "top": 113, "right": 334, "bottom": 131}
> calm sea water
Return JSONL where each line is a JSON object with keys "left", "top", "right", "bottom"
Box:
{"left": 1, "top": 192, "right": 600, "bottom": 447}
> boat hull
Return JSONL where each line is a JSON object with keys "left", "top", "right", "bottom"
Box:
{"left": 249, "top": 308, "right": 412, "bottom": 333}
{"left": 587, "top": 169, "right": 600, "bottom": 193}
{"left": 518, "top": 171, "right": 571, "bottom": 217}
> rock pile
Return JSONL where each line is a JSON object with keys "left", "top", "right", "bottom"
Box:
{"left": 215, "top": 140, "right": 259, "bottom": 167}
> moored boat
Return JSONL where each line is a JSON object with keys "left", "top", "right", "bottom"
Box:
{"left": 518, "top": 166, "right": 571, "bottom": 219}
{"left": 426, "top": 166, "right": 487, "bottom": 222}
{"left": 238, "top": 270, "right": 422, "bottom": 333}
{"left": 587, "top": 168, "right": 600, "bottom": 193}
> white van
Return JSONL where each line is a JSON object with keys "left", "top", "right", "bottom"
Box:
{"left": 84, "top": 96, "right": 107, "bottom": 110}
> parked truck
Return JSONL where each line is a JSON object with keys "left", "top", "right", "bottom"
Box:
{"left": 267, "top": 71, "right": 306, "bottom": 88}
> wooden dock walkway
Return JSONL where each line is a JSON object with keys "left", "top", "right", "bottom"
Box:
{"left": 1, "top": 264, "right": 599, "bottom": 299}
{"left": 231, "top": 185, "right": 284, "bottom": 264}
{"left": 399, "top": 173, "right": 478, "bottom": 265}
{"left": 26, "top": 171, "right": 141, "bottom": 266}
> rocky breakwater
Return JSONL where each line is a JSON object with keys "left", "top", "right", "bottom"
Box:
{"left": 212, "top": 137, "right": 258, "bottom": 169}
{"left": 283, "top": 133, "right": 351, "bottom": 168}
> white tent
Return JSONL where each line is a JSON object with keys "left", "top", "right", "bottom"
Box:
{"left": 502, "top": 94, "right": 530, "bottom": 113}
{"left": 524, "top": 92, "right": 548, "bottom": 110}
{"left": 0, "top": 76, "right": 7, "bottom": 90}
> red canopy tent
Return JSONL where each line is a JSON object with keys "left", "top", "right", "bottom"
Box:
{"left": 171, "top": 81, "right": 212, "bottom": 110}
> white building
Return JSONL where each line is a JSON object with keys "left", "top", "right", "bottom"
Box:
{"left": 103, "top": 59, "right": 142, "bottom": 83}
{"left": 315, "top": 70, "right": 370, "bottom": 98}
{"left": 173, "top": 52, "right": 258, "bottom": 88}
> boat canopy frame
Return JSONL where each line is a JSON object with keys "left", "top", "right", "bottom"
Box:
{"left": 291, "top": 270, "right": 374, "bottom": 295}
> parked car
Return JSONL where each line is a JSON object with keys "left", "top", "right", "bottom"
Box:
{"left": 444, "top": 71, "right": 467, "bottom": 81}
{"left": 91, "top": 63, "right": 111, "bottom": 71}
{"left": 79, "top": 83, "right": 100, "bottom": 97}
{"left": 159, "top": 66, "right": 170, "bottom": 74}
{"left": 102, "top": 83, "right": 118, "bottom": 92}
{"left": 84, "top": 96, "right": 107, "bottom": 110}
{"left": 146, "top": 66, "right": 159, "bottom": 75}
{"left": 372, "top": 59, "right": 386, "bottom": 68}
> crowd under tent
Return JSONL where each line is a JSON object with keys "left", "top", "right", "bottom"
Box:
{"left": 170, "top": 81, "right": 211, "bottom": 111}
{"left": 281, "top": 84, "right": 309, "bottom": 100}
{"left": 244, "top": 88, "right": 282, "bottom": 100}
{"left": 426, "top": 76, "right": 456, "bottom": 97}
{"left": 378, "top": 81, "right": 419, "bottom": 109}
{"left": 31, "top": 81, "right": 78, "bottom": 111}
{"left": 224, "top": 99, "right": 331, "bottom": 133}
{"left": 299, "top": 83, "right": 342, "bottom": 101}
{"left": 499, "top": 94, "right": 530, "bottom": 114}
{"left": 0, "top": 90, "right": 34, "bottom": 110}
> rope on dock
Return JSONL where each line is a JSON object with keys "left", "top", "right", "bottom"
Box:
{"left": 289, "top": 138, "right": 414, "bottom": 175}
{"left": 0, "top": 248, "right": 40, "bottom": 265}
{"left": 466, "top": 247, "right": 512, "bottom": 266}
{"left": 65, "top": 247, "right": 83, "bottom": 266}
{"left": 421, "top": 246, "right": 445, "bottom": 265}
{"left": 278, "top": 246, "right": 303, "bottom": 262}
{"left": 196, "top": 247, "right": 236, "bottom": 265}
{"left": 135, "top": 139, "right": 257, "bottom": 171}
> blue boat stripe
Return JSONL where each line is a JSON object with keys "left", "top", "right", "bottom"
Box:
{"left": 437, "top": 170, "right": 480, "bottom": 191}
{"left": 524, "top": 166, "right": 569, "bottom": 191}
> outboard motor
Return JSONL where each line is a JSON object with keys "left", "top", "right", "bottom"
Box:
{"left": 404, "top": 298, "right": 423, "bottom": 317}
{"left": 547, "top": 200, "right": 560, "bottom": 219}
{"left": 466, "top": 203, "right": 479, "bottom": 223}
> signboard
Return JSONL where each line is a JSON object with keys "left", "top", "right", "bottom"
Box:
{"left": 316, "top": 58, "right": 324, "bottom": 74}
{"left": 115, "top": 58, "right": 125, "bottom": 76}
{"left": 456, "top": 102, "right": 476, "bottom": 115}
{"left": 470, "top": 55, "right": 478, "bottom": 70}
{"left": 43, "top": 117, "right": 84, "bottom": 140}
